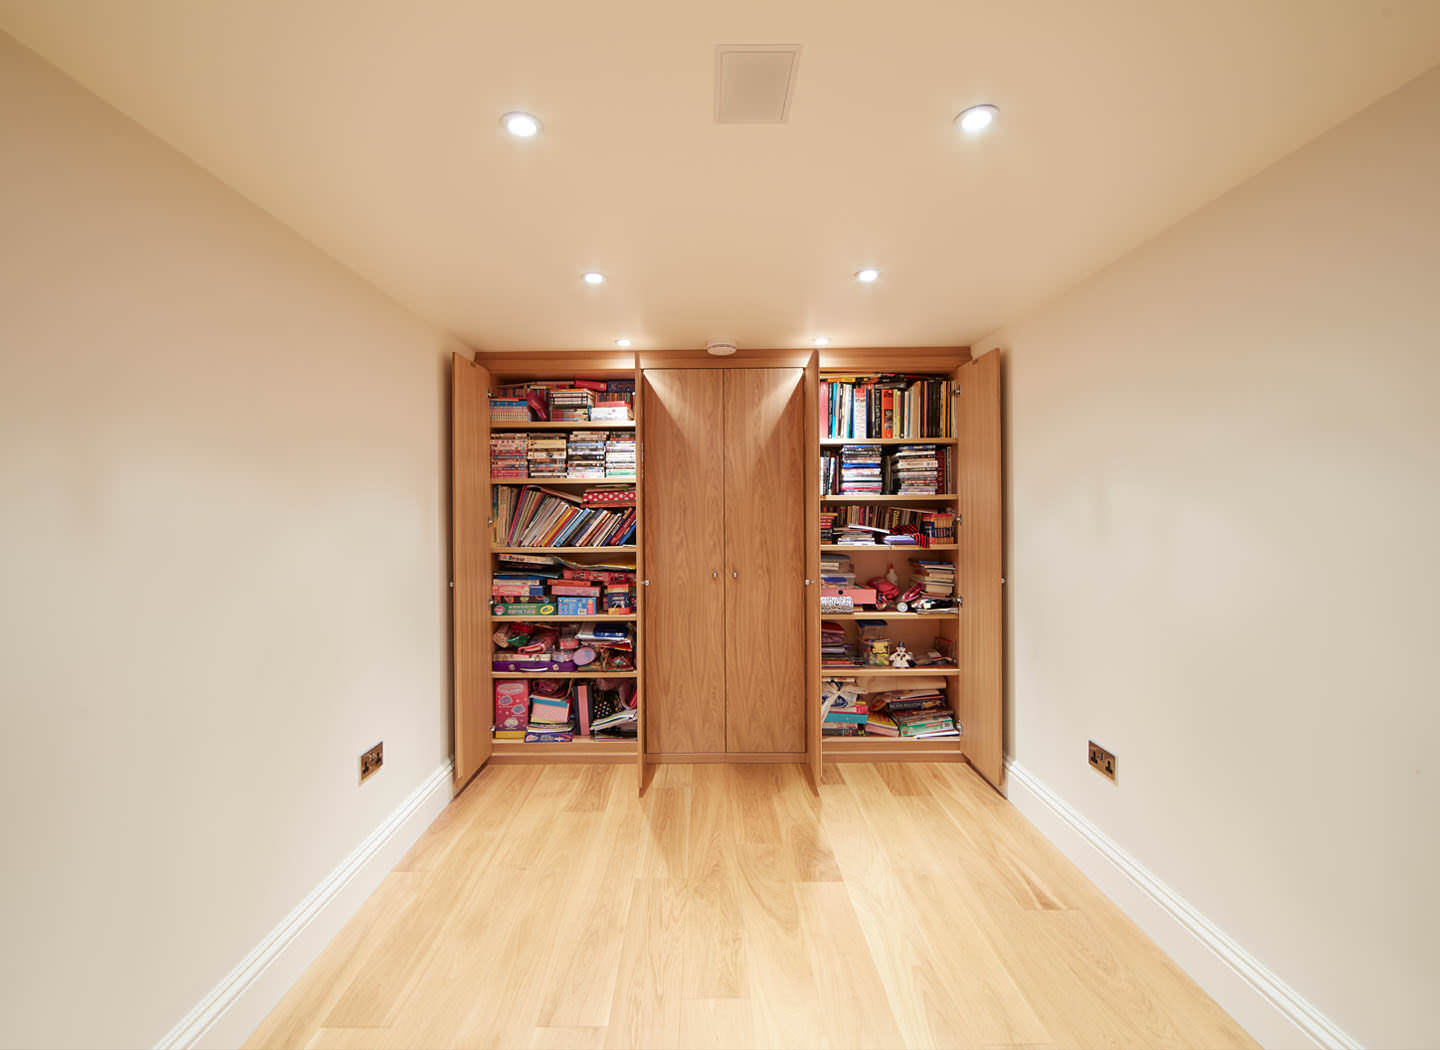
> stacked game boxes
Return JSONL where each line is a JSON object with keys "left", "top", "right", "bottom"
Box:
{"left": 527, "top": 434, "right": 568, "bottom": 478}
{"left": 490, "top": 432, "right": 528, "bottom": 478}
{"left": 566, "top": 430, "right": 607, "bottom": 478}
{"left": 605, "top": 433, "right": 637, "bottom": 477}
{"left": 550, "top": 387, "right": 596, "bottom": 421}
{"left": 490, "top": 553, "right": 638, "bottom": 616}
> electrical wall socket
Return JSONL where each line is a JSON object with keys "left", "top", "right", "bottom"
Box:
{"left": 360, "top": 742, "right": 383, "bottom": 783}
{"left": 1088, "top": 741, "right": 1116, "bottom": 782}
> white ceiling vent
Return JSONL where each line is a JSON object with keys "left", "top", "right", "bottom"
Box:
{"left": 714, "top": 45, "right": 801, "bottom": 124}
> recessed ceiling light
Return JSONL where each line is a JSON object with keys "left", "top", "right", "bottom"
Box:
{"left": 502, "top": 111, "right": 541, "bottom": 138}
{"left": 615, "top": 338, "right": 632, "bottom": 348}
{"left": 582, "top": 272, "right": 606, "bottom": 285}
{"left": 706, "top": 340, "right": 737, "bottom": 357}
{"left": 956, "top": 104, "right": 997, "bottom": 134}
{"left": 813, "top": 336, "right": 830, "bottom": 346}
{"left": 855, "top": 268, "right": 880, "bottom": 284}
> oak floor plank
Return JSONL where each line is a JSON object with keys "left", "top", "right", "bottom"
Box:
{"left": 246, "top": 762, "right": 1259, "bottom": 1050}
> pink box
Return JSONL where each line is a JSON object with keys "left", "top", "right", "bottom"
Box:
{"left": 494, "top": 679, "right": 529, "bottom": 731}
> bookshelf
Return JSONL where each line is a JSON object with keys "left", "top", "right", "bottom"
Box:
{"left": 451, "top": 345, "right": 1000, "bottom": 793}
{"left": 813, "top": 353, "right": 1001, "bottom": 782}
{"left": 451, "top": 352, "right": 644, "bottom": 777}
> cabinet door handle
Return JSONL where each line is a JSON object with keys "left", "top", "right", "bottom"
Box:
{"left": 712, "top": 570, "right": 718, "bottom": 579}
{"left": 731, "top": 570, "right": 738, "bottom": 579}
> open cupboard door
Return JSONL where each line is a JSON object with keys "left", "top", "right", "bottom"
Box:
{"left": 452, "top": 352, "right": 493, "bottom": 789}
{"left": 804, "top": 353, "right": 821, "bottom": 788}
{"left": 955, "top": 351, "right": 1004, "bottom": 791}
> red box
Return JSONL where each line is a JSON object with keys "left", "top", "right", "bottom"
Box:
{"left": 494, "top": 679, "right": 529, "bottom": 731}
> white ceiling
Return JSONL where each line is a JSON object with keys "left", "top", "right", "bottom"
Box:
{"left": 4, "top": 1, "right": 1440, "bottom": 352}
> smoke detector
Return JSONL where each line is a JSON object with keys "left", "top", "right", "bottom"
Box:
{"left": 706, "top": 340, "right": 738, "bottom": 357}
{"left": 715, "top": 45, "right": 801, "bottom": 124}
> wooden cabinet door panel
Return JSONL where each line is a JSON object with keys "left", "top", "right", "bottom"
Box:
{"left": 452, "top": 353, "right": 493, "bottom": 787}
{"left": 956, "top": 351, "right": 1004, "bottom": 790}
{"left": 643, "top": 369, "right": 727, "bottom": 754}
{"left": 723, "top": 368, "right": 807, "bottom": 754}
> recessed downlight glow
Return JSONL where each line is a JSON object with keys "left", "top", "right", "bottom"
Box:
{"left": 582, "top": 272, "right": 606, "bottom": 285}
{"left": 615, "top": 338, "right": 632, "bottom": 347}
{"left": 502, "top": 111, "right": 541, "bottom": 138}
{"left": 813, "top": 336, "right": 830, "bottom": 347}
{"left": 956, "top": 104, "right": 997, "bottom": 134}
{"left": 855, "top": 268, "right": 880, "bottom": 283}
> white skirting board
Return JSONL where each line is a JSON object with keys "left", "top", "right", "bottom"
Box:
{"left": 154, "top": 761, "right": 455, "bottom": 1050}
{"left": 1004, "top": 759, "right": 1362, "bottom": 1050}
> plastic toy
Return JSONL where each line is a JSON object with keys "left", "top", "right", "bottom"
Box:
{"left": 890, "top": 643, "right": 915, "bottom": 669}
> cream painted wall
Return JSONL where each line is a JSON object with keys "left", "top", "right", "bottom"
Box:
{"left": 977, "top": 66, "right": 1440, "bottom": 1048}
{"left": 0, "top": 33, "right": 461, "bottom": 1048}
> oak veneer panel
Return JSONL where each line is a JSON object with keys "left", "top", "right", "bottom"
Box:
{"left": 642, "top": 369, "right": 726, "bottom": 754}
{"left": 956, "top": 350, "right": 1004, "bottom": 790}
{"left": 804, "top": 353, "right": 821, "bottom": 786}
{"left": 451, "top": 353, "right": 492, "bottom": 787}
{"left": 723, "top": 368, "right": 806, "bottom": 754}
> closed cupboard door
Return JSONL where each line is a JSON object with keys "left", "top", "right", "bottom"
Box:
{"left": 642, "top": 369, "right": 727, "bottom": 755}
{"left": 723, "top": 368, "right": 806, "bottom": 754}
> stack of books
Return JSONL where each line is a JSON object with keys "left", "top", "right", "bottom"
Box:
{"left": 885, "top": 445, "right": 946, "bottom": 495}
{"left": 605, "top": 433, "right": 637, "bottom": 477}
{"left": 820, "top": 679, "right": 867, "bottom": 736}
{"left": 820, "top": 621, "right": 856, "bottom": 667}
{"left": 492, "top": 486, "right": 637, "bottom": 547}
{"left": 490, "top": 398, "right": 532, "bottom": 423}
{"left": 834, "top": 523, "right": 886, "bottom": 545}
{"left": 820, "top": 553, "right": 854, "bottom": 588}
{"left": 819, "top": 511, "right": 837, "bottom": 543}
{"left": 566, "top": 431, "right": 607, "bottom": 478}
{"left": 550, "top": 387, "right": 596, "bottom": 421}
{"left": 527, "top": 434, "right": 567, "bottom": 478}
{"left": 839, "top": 445, "right": 882, "bottom": 494}
{"left": 908, "top": 558, "right": 956, "bottom": 598}
{"left": 865, "top": 711, "right": 899, "bottom": 736}
{"left": 490, "top": 432, "right": 528, "bottom": 478}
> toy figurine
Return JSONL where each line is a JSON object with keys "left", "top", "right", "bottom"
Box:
{"left": 890, "top": 643, "right": 915, "bottom": 669}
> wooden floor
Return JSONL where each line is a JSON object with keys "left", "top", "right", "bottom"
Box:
{"left": 245, "top": 762, "right": 1257, "bottom": 1050}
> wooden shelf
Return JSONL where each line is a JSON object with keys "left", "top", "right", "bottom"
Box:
{"left": 491, "top": 420, "right": 634, "bottom": 430}
{"left": 821, "top": 734, "right": 965, "bottom": 762}
{"left": 822, "top": 494, "right": 958, "bottom": 503}
{"left": 490, "top": 477, "right": 635, "bottom": 486}
{"left": 491, "top": 736, "right": 637, "bottom": 765}
{"left": 820, "top": 437, "right": 956, "bottom": 446}
{"left": 490, "top": 613, "right": 637, "bottom": 622}
{"left": 820, "top": 666, "right": 959, "bottom": 676}
{"left": 492, "top": 669, "right": 638, "bottom": 679}
{"left": 819, "top": 612, "right": 956, "bottom": 620}
{"left": 820, "top": 543, "right": 957, "bottom": 552}
{"left": 492, "top": 546, "right": 636, "bottom": 555}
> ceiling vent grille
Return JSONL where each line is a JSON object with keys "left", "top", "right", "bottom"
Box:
{"left": 714, "top": 45, "right": 801, "bottom": 124}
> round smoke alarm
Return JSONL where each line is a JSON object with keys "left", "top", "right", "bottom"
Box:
{"left": 706, "top": 340, "right": 737, "bottom": 356}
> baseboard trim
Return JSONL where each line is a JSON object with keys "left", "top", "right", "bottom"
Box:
{"left": 154, "top": 760, "right": 454, "bottom": 1050}
{"left": 1004, "top": 759, "right": 1360, "bottom": 1050}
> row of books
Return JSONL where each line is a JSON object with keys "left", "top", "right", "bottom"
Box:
{"left": 494, "top": 678, "right": 638, "bottom": 742}
{"left": 820, "top": 679, "right": 961, "bottom": 738}
{"left": 821, "top": 507, "right": 955, "bottom": 544}
{"left": 491, "top": 378, "right": 635, "bottom": 423}
{"left": 492, "top": 619, "right": 634, "bottom": 672}
{"left": 490, "top": 431, "right": 636, "bottom": 479}
{"left": 822, "top": 376, "right": 952, "bottom": 439}
{"left": 491, "top": 553, "right": 636, "bottom": 616}
{"left": 492, "top": 485, "right": 637, "bottom": 548}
